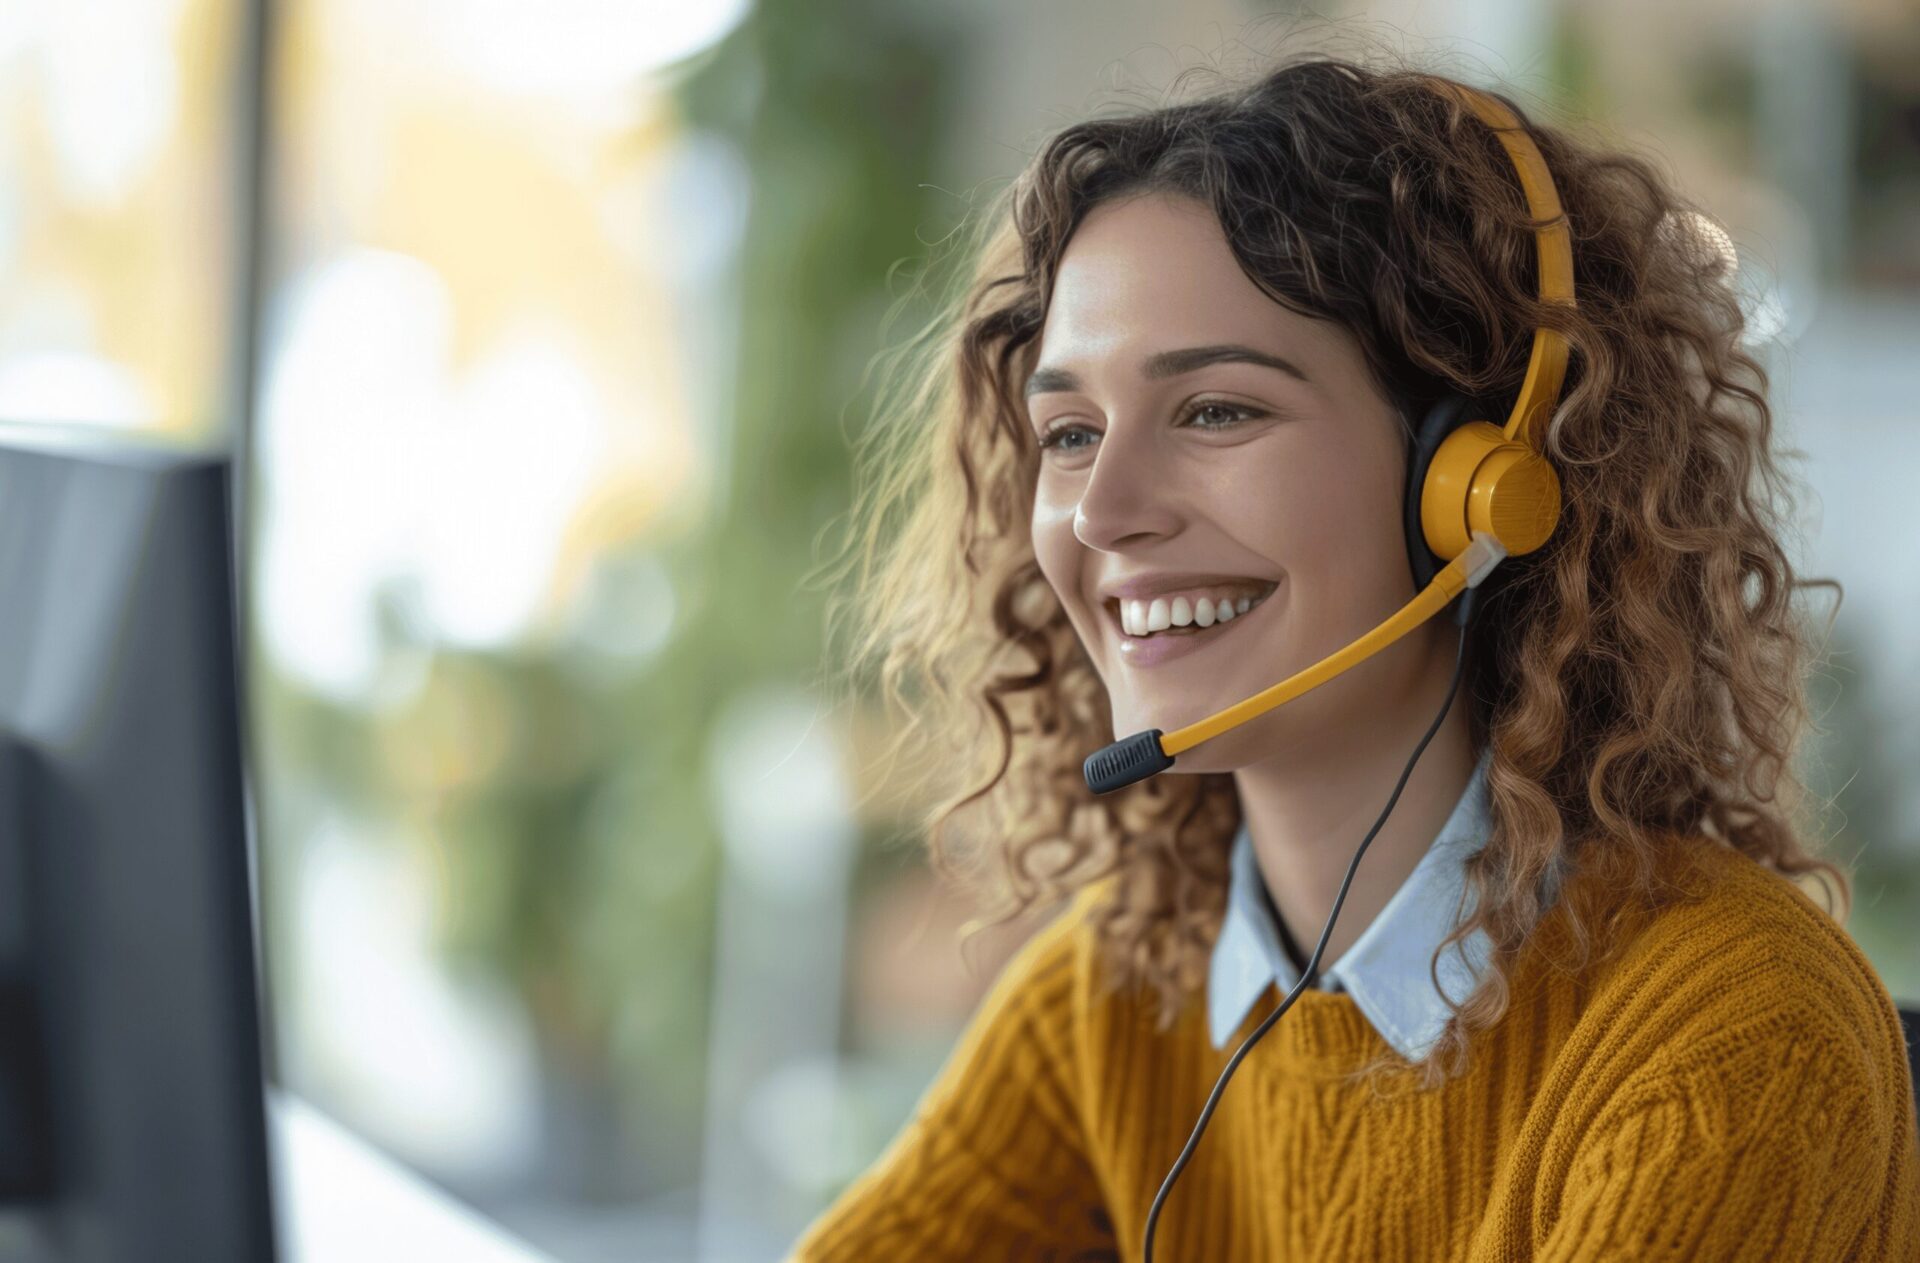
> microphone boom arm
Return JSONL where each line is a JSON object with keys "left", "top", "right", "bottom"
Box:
{"left": 1083, "top": 532, "right": 1507, "bottom": 793}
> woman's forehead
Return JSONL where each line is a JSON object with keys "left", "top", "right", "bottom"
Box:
{"left": 1035, "top": 194, "right": 1345, "bottom": 375}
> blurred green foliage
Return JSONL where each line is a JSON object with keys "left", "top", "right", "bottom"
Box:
{"left": 259, "top": 0, "right": 970, "bottom": 1203}
{"left": 1803, "top": 622, "right": 1920, "bottom": 1002}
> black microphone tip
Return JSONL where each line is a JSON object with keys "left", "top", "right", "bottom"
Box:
{"left": 1084, "top": 729, "right": 1174, "bottom": 795}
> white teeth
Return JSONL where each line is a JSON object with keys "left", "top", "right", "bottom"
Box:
{"left": 1115, "top": 586, "right": 1272, "bottom": 638}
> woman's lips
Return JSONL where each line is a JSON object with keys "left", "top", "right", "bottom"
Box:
{"left": 1111, "top": 581, "right": 1278, "bottom": 668}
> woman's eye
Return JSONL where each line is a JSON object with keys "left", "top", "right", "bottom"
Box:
{"left": 1181, "top": 401, "right": 1264, "bottom": 429}
{"left": 1034, "top": 401, "right": 1269, "bottom": 456}
{"left": 1036, "top": 423, "right": 1096, "bottom": 453}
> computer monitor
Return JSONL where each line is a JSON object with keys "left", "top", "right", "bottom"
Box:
{"left": 0, "top": 423, "right": 276, "bottom": 1262}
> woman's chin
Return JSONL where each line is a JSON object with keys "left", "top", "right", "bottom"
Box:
{"left": 1107, "top": 704, "right": 1227, "bottom": 766}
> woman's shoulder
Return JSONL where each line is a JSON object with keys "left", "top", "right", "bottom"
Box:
{"left": 979, "top": 873, "right": 1148, "bottom": 1030}
{"left": 1516, "top": 842, "right": 1920, "bottom": 1260}
{"left": 964, "top": 878, "right": 1113, "bottom": 1023}
{"left": 1596, "top": 841, "right": 1880, "bottom": 996}
{"left": 1569, "top": 839, "right": 1909, "bottom": 1093}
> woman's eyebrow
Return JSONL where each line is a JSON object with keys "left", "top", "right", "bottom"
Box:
{"left": 1023, "top": 343, "right": 1312, "bottom": 398}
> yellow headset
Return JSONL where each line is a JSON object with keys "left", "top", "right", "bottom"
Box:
{"left": 1084, "top": 78, "right": 1574, "bottom": 794}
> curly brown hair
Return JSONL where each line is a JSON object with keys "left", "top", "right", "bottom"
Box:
{"left": 813, "top": 49, "right": 1849, "bottom": 1088}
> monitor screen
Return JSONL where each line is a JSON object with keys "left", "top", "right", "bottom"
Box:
{"left": 0, "top": 424, "right": 276, "bottom": 1263}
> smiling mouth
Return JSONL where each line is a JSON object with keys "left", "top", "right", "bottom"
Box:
{"left": 1103, "top": 580, "right": 1280, "bottom": 640}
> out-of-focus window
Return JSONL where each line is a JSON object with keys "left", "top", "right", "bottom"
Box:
{"left": 0, "top": 0, "right": 237, "bottom": 439}
{"left": 254, "top": 0, "right": 753, "bottom": 1256}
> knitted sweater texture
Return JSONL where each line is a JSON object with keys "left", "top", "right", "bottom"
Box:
{"left": 789, "top": 842, "right": 1920, "bottom": 1260}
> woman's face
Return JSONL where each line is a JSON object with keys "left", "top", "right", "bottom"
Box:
{"left": 1027, "top": 191, "right": 1441, "bottom": 773}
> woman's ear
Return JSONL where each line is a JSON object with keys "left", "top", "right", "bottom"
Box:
{"left": 1402, "top": 393, "right": 1478, "bottom": 593}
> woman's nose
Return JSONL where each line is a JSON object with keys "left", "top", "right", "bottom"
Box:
{"left": 1071, "top": 429, "right": 1182, "bottom": 551}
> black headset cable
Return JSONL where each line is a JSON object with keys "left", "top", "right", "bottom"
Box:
{"left": 1140, "top": 586, "right": 1480, "bottom": 1262}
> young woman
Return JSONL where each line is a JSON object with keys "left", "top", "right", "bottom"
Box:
{"left": 791, "top": 54, "right": 1920, "bottom": 1260}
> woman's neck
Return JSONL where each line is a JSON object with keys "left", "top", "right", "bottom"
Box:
{"left": 1231, "top": 674, "right": 1479, "bottom": 974}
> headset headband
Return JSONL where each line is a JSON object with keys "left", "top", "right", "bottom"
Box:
{"left": 1423, "top": 78, "right": 1574, "bottom": 449}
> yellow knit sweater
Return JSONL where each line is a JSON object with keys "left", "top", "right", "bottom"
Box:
{"left": 789, "top": 841, "right": 1920, "bottom": 1260}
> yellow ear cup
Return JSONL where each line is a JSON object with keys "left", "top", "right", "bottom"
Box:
{"left": 1420, "top": 419, "right": 1562, "bottom": 561}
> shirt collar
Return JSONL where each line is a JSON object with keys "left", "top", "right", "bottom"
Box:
{"left": 1207, "top": 745, "right": 1504, "bottom": 1061}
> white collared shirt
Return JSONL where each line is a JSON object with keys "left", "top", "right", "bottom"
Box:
{"left": 1207, "top": 746, "right": 1512, "bottom": 1061}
